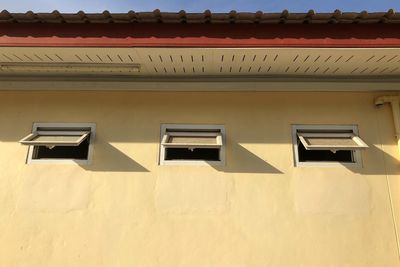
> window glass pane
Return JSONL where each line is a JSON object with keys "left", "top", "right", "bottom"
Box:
{"left": 168, "top": 136, "right": 217, "bottom": 144}
{"left": 165, "top": 147, "right": 220, "bottom": 161}
{"left": 31, "top": 135, "right": 84, "bottom": 143}
{"left": 298, "top": 139, "right": 354, "bottom": 162}
{"left": 20, "top": 131, "right": 89, "bottom": 146}
{"left": 33, "top": 138, "right": 89, "bottom": 159}
{"left": 304, "top": 137, "right": 358, "bottom": 146}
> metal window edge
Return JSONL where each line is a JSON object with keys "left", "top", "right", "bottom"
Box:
{"left": 25, "top": 122, "right": 96, "bottom": 165}
{"left": 292, "top": 124, "right": 364, "bottom": 167}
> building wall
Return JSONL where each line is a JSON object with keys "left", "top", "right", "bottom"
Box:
{"left": 0, "top": 91, "right": 399, "bottom": 267}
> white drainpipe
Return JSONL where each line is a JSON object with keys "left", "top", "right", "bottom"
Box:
{"left": 375, "top": 95, "right": 400, "bottom": 156}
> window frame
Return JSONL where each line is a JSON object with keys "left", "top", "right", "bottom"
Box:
{"left": 161, "top": 131, "right": 223, "bottom": 148}
{"left": 292, "top": 124, "right": 364, "bottom": 167}
{"left": 297, "top": 132, "right": 368, "bottom": 151}
{"left": 159, "top": 124, "right": 225, "bottom": 166}
{"left": 24, "top": 123, "right": 96, "bottom": 165}
{"left": 20, "top": 131, "right": 90, "bottom": 147}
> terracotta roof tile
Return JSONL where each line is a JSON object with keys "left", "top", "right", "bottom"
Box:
{"left": 0, "top": 10, "right": 399, "bottom": 24}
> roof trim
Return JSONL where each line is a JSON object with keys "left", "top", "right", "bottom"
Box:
{"left": 1, "top": 10, "right": 400, "bottom": 48}
{"left": 1, "top": 23, "right": 400, "bottom": 48}
{"left": 1, "top": 10, "right": 399, "bottom": 24}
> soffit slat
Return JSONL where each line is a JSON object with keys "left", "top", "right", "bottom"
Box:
{"left": 1, "top": 47, "right": 400, "bottom": 77}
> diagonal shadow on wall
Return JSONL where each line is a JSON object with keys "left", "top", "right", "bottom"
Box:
{"left": 213, "top": 143, "right": 282, "bottom": 174}
{"left": 343, "top": 144, "right": 400, "bottom": 175}
{"left": 81, "top": 142, "right": 149, "bottom": 172}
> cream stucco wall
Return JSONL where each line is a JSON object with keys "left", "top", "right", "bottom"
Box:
{"left": 0, "top": 91, "right": 400, "bottom": 267}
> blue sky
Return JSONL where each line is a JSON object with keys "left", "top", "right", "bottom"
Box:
{"left": 1, "top": 0, "right": 399, "bottom": 13}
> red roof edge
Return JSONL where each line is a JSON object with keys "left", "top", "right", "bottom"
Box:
{"left": 1, "top": 22, "right": 400, "bottom": 48}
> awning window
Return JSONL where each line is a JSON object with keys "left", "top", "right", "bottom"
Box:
{"left": 161, "top": 131, "right": 223, "bottom": 149}
{"left": 297, "top": 132, "right": 369, "bottom": 151}
{"left": 20, "top": 131, "right": 90, "bottom": 147}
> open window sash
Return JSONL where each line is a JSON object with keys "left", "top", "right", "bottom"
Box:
{"left": 297, "top": 132, "right": 368, "bottom": 151}
{"left": 161, "top": 131, "right": 223, "bottom": 149}
{"left": 20, "top": 131, "right": 90, "bottom": 147}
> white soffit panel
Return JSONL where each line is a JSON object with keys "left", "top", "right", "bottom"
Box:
{"left": 0, "top": 47, "right": 400, "bottom": 77}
